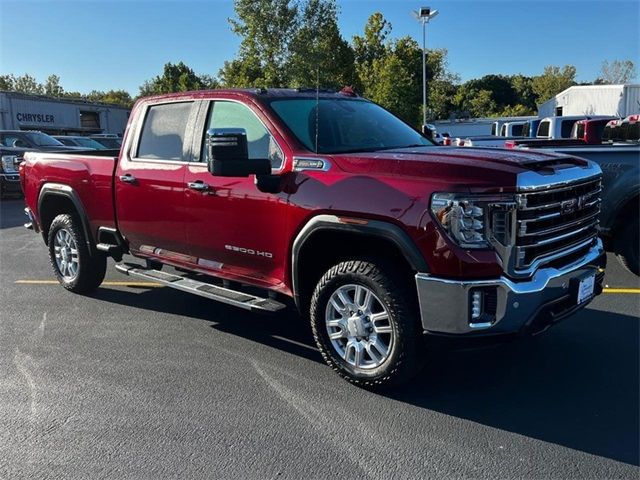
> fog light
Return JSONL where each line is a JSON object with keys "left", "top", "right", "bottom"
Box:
{"left": 471, "top": 290, "right": 483, "bottom": 320}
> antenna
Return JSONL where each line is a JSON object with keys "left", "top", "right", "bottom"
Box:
{"left": 315, "top": 66, "right": 319, "bottom": 154}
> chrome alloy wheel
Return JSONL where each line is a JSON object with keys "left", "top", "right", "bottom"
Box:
{"left": 53, "top": 228, "right": 79, "bottom": 280}
{"left": 325, "top": 284, "right": 394, "bottom": 369}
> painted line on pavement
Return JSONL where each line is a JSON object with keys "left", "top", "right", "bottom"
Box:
{"left": 13, "top": 281, "right": 640, "bottom": 294}
{"left": 15, "top": 280, "right": 162, "bottom": 287}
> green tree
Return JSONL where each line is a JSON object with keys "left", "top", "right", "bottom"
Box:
{"left": 499, "top": 104, "right": 535, "bottom": 117}
{"left": 352, "top": 13, "right": 458, "bottom": 124}
{"left": 13, "top": 74, "right": 44, "bottom": 94}
{"left": 44, "top": 74, "right": 64, "bottom": 96}
{"left": 86, "top": 89, "right": 134, "bottom": 108}
{"left": 0, "top": 74, "right": 16, "bottom": 91}
{"left": 595, "top": 59, "right": 637, "bottom": 84}
{"left": 288, "top": 0, "right": 356, "bottom": 89}
{"left": 220, "top": 0, "right": 298, "bottom": 87}
{"left": 532, "top": 65, "right": 576, "bottom": 104}
{"left": 140, "top": 62, "right": 217, "bottom": 96}
{"left": 510, "top": 74, "right": 536, "bottom": 111}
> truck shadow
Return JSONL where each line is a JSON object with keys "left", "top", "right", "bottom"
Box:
{"left": 90, "top": 285, "right": 638, "bottom": 466}
{"left": 395, "top": 308, "right": 640, "bottom": 467}
{"left": 0, "top": 198, "right": 27, "bottom": 229}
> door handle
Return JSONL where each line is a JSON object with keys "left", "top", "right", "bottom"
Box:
{"left": 188, "top": 181, "right": 209, "bottom": 192}
{"left": 119, "top": 173, "right": 136, "bottom": 184}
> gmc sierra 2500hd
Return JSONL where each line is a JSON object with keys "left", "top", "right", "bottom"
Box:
{"left": 21, "top": 89, "right": 606, "bottom": 388}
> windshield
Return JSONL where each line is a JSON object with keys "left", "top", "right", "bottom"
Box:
{"left": 74, "top": 137, "right": 107, "bottom": 149}
{"left": 268, "top": 98, "right": 434, "bottom": 154}
{"left": 24, "top": 132, "right": 64, "bottom": 146}
{"left": 92, "top": 137, "right": 121, "bottom": 148}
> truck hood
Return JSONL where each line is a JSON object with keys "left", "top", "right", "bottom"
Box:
{"left": 329, "top": 146, "right": 585, "bottom": 192}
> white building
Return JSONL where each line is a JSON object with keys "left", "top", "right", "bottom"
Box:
{"left": 537, "top": 84, "right": 640, "bottom": 118}
{"left": 0, "top": 91, "right": 130, "bottom": 135}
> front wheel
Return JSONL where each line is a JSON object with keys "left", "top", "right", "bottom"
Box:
{"left": 310, "top": 259, "right": 424, "bottom": 388}
{"left": 48, "top": 214, "right": 107, "bottom": 293}
{"left": 616, "top": 217, "right": 639, "bottom": 276}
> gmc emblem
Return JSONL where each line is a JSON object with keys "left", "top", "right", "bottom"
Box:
{"left": 561, "top": 199, "right": 577, "bottom": 214}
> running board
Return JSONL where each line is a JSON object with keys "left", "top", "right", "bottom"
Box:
{"left": 115, "top": 263, "right": 286, "bottom": 313}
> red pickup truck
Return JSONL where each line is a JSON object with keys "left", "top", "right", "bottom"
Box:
{"left": 20, "top": 89, "right": 606, "bottom": 387}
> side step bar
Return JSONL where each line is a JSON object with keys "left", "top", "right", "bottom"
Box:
{"left": 115, "top": 263, "right": 286, "bottom": 313}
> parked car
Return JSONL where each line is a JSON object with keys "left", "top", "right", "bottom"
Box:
{"left": 0, "top": 130, "right": 83, "bottom": 198}
{"left": 89, "top": 135, "right": 122, "bottom": 149}
{"left": 513, "top": 117, "right": 638, "bottom": 275}
{"left": 535, "top": 115, "right": 611, "bottom": 139}
{"left": 520, "top": 119, "right": 541, "bottom": 139}
{"left": 54, "top": 135, "right": 109, "bottom": 150}
{"left": 21, "top": 89, "right": 606, "bottom": 387}
{"left": 505, "top": 117, "right": 618, "bottom": 149}
{"left": 499, "top": 121, "right": 525, "bottom": 137}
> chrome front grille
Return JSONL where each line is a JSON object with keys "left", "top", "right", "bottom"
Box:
{"left": 514, "top": 176, "right": 601, "bottom": 271}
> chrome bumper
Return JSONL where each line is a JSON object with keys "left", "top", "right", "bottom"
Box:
{"left": 415, "top": 239, "right": 606, "bottom": 335}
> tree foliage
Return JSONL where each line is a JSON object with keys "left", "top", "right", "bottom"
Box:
{"left": 220, "top": 0, "right": 298, "bottom": 87}
{"left": 139, "top": 62, "right": 218, "bottom": 97}
{"left": 532, "top": 65, "right": 577, "bottom": 104}
{"left": 595, "top": 60, "right": 637, "bottom": 84}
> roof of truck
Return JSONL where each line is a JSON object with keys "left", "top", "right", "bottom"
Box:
{"left": 138, "top": 87, "right": 362, "bottom": 104}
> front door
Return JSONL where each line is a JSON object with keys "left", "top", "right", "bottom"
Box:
{"left": 183, "top": 99, "right": 289, "bottom": 289}
{"left": 115, "top": 100, "right": 197, "bottom": 261}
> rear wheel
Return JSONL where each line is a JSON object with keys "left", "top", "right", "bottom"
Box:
{"left": 616, "top": 217, "right": 639, "bottom": 276}
{"left": 48, "top": 214, "right": 107, "bottom": 293}
{"left": 310, "top": 259, "right": 424, "bottom": 388}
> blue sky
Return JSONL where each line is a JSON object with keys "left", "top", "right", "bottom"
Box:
{"left": 1, "top": 0, "right": 638, "bottom": 95}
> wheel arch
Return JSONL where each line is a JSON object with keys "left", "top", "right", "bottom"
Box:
{"left": 38, "top": 183, "right": 94, "bottom": 253}
{"left": 291, "top": 214, "right": 429, "bottom": 311}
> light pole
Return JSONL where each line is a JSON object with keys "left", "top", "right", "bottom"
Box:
{"left": 413, "top": 7, "right": 439, "bottom": 128}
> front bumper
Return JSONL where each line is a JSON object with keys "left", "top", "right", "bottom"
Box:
{"left": 415, "top": 239, "right": 606, "bottom": 336}
{"left": 0, "top": 173, "right": 22, "bottom": 195}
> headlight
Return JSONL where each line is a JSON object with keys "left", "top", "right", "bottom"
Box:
{"left": 1, "top": 155, "right": 18, "bottom": 173}
{"left": 431, "top": 193, "right": 487, "bottom": 248}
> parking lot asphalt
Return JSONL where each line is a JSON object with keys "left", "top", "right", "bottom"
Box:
{"left": 1, "top": 198, "right": 638, "bottom": 479}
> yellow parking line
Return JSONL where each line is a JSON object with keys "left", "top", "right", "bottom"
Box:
{"left": 15, "top": 280, "right": 162, "bottom": 287}
{"left": 603, "top": 288, "right": 640, "bottom": 294}
{"left": 13, "top": 280, "right": 640, "bottom": 293}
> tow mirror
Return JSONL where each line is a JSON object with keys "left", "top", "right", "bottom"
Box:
{"left": 206, "top": 128, "right": 271, "bottom": 177}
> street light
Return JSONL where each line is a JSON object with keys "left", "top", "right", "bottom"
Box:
{"left": 413, "top": 7, "right": 439, "bottom": 129}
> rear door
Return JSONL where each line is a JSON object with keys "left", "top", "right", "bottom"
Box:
{"left": 115, "top": 100, "right": 199, "bottom": 261}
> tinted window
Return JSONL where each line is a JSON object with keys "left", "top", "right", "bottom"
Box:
{"left": 269, "top": 98, "right": 433, "bottom": 154}
{"left": 491, "top": 123, "right": 497, "bottom": 136}
{"left": 521, "top": 123, "right": 530, "bottom": 137}
{"left": 561, "top": 120, "right": 576, "bottom": 138}
{"left": 25, "top": 132, "right": 63, "bottom": 146}
{"left": 204, "top": 101, "right": 284, "bottom": 169}
{"left": 512, "top": 124, "right": 523, "bottom": 136}
{"left": 137, "top": 102, "right": 192, "bottom": 160}
{"left": 573, "top": 123, "right": 585, "bottom": 139}
{"left": 56, "top": 138, "right": 75, "bottom": 146}
{"left": 500, "top": 124, "right": 507, "bottom": 136}
{"left": 537, "top": 121, "right": 550, "bottom": 137}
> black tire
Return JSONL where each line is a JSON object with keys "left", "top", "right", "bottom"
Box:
{"left": 616, "top": 217, "right": 639, "bottom": 276}
{"left": 310, "top": 259, "right": 424, "bottom": 388}
{"left": 48, "top": 213, "right": 107, "bottom": 293}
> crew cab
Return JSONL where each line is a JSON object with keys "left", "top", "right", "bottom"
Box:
{"left": 20, "top": 89, "right": 607, "bottom": 388}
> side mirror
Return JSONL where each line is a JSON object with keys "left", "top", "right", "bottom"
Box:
{"left": 206, "top": 128, "right": 271, "bottom": 177}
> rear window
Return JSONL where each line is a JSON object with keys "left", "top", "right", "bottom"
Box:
{"left": 537, "top": 120, "right": 550, "bottom": 137}
{"left": 511, "top": 124, "right": 524, "bottom": 136}
{"left": 561, "top": 120, "right": 576, "bottom": 138}
{"left": 137, "top": 102, "right": 193, "bottom": 161}
{"left": 573, "top": 122, "right": 586, "bottom": 140}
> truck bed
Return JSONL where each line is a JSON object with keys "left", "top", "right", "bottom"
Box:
{"left": 22, "top": 150, "right": 119, "bottom": 242}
